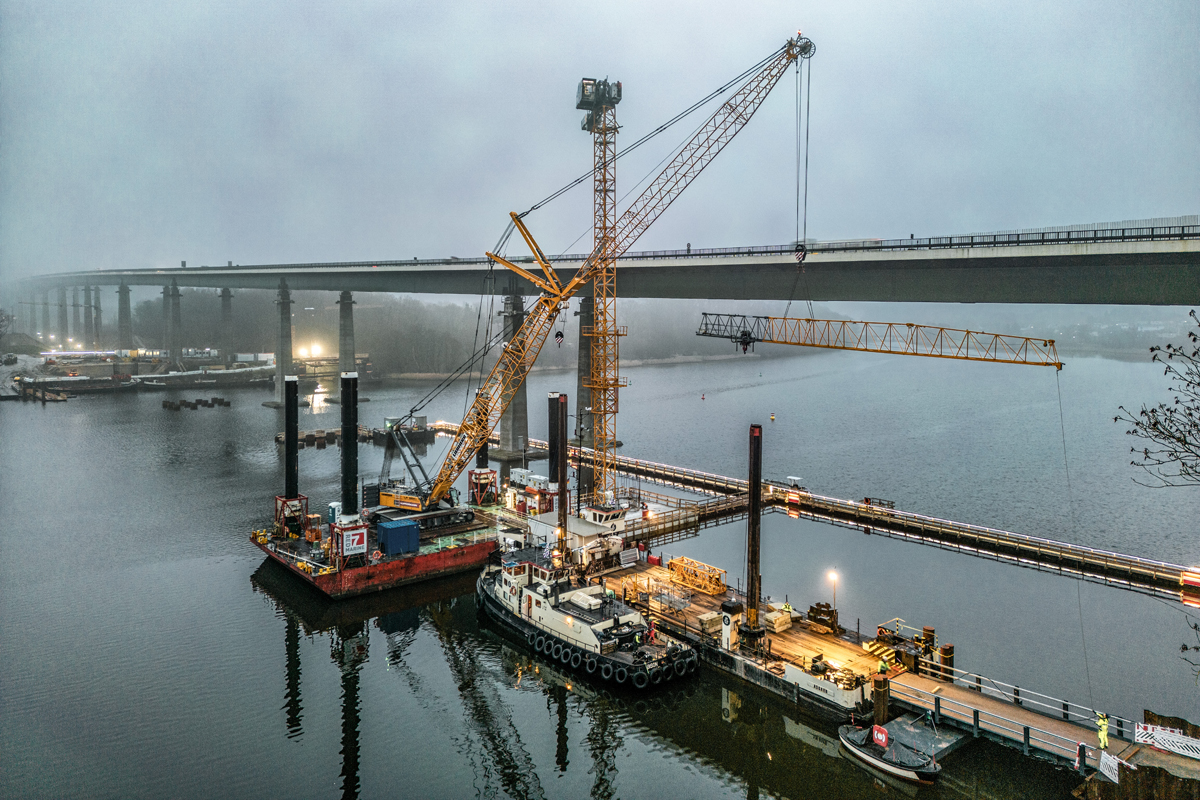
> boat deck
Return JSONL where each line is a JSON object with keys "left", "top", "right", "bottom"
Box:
{"left": 599, "top": 562, "right": 879, "bottom": 680}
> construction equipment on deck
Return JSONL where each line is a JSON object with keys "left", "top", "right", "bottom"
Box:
{"left": 425, "top": 32, "right": 817, "bottom": 507}
{"left": 667, "top": 556, "right": 727, "bottom": 596}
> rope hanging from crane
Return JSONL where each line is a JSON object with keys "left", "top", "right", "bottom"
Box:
{"left": 785, "top": 50, "right": 815, "bottom": 320}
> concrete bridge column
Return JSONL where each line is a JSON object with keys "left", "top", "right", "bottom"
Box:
{"left": 25, "top": 290, "right": 36, "bottom": 335}
{"left": 219, "top": 288, "right": 233, "bottom": 365}
{"left": 117, "top": 283, "right": 133, "bottom": 350}
{"left": 161, "top": 286, "right": 171, "bottom": 351}
{"left": 335, "top": 290, "right": 357, "bottom": 402}
{"left": 169, "top": 280, "right": 182, "bottom": 363}
{"left": 71, "top": 287, "right": 81, "bottom": 345}
{"left": 271, "top": 279, "right": 293, "bottom": 406}
{"left": 574, "top": 289, "right": 595, "bottom": 497}
{"left": 57, "top": 286, "right": 68, "bottom": 350}
{"left": 83, "top": 285, "right": 94, "bottom": 348}
{"left": 41, "top": 292, "right": 49, "bottom": 343}
{"left": 92, "top": 286, "right": 102, "bottom": 348}
{"left": 497, "top": 287, "right": 529, "bottom": 459}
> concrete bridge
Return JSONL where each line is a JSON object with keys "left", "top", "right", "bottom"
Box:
{"left": 8, "top": 217, "right": 1197, "bottom": 460}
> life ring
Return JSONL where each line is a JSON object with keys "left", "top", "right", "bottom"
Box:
{"left": 585, "top": 657, "right": 598, "bottom": 674}
{"left": 370, "top": 550, "right": 382, "bottom": 561}
{"left": 535, "top": 636, "right": 546, "bottom": 653}
{"left": 615, "top": 667, "right": 629, "bottom": 685}
{"left": 552, "top": 643, "right": 563, "bottom": 660}
{"left": 631, "top": 670, "right": 649, "bottom": 689}
{"left": 649, "top": 668, "right": 663, "bottom": 685}
{"left": 674, "top": 659, "right": 688, "bottom": 677}
{"left": 570, "top": 651, "right": 582, "bottom": 669}
{"left": 601, "top": 663, "right": 614, "bottom": 681}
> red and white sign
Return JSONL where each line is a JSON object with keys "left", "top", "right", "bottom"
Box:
{"left": 872, "top": 725, "right": 889, "bottom": 748}
{"left": 340, "top": 525, "right": 367, "bottom": 556}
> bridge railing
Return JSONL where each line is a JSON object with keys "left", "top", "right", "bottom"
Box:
{"left": 175, "top": 224, "right": 1199, "bottom": 271}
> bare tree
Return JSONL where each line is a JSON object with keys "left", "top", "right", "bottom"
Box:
{"left": 1115, "top": 310, "right": 1200, "bottom": 487}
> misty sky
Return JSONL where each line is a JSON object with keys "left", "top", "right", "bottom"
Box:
{"left": 1, "top": 0, "right": 1197, "bottom": 281}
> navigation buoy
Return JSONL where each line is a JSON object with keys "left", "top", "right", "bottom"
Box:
{"left": 770, "top": 413, "right": 775, "bottom": 421}
{"left": 701, "top": 394, "right": 705, "bottom": 401}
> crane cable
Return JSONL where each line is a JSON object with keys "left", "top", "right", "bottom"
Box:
{"left": 517, "top": 45, "right": 787, "bottom": 221}
{"left": 783, "top": 57, "right": 815, "bottom": 320}
{"left": 1056, "top": 370, "right": 1096, "bottom": 713}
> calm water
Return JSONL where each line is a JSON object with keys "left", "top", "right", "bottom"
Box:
{"left": 3, "top": 351, "right": 1198, "bottom": 799}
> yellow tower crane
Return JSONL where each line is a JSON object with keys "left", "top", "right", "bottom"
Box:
{"left": 423, "top": 33, "right": 817, "bottom": 522}
{"left": 697, "top": 313, "right": 1063, "bottom": 369}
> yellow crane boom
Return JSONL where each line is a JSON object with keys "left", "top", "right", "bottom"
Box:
{"left": 427, "top": 34, "right": 815, "bottom": 505}
{"left": 697, "top": 313, "right": 1063, "bottom": 369}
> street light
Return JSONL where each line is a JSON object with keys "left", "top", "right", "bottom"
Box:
{"left": 828, "top": 570, "right": 838, "bottom": 609}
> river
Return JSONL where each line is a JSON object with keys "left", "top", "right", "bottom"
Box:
{"left": 2, "top": 350, "right": 1197, "bottom": 798}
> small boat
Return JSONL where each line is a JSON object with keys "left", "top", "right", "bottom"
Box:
{"left": 137, "top": 379, "right": 168, "bottom": 390}
{"left": 194, "top": 379, "right": 218, "bottom": 385}
{"left": 838, "top": 724, "right": 941, "bottom": 785}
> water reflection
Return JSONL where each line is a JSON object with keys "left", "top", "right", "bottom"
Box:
{"left": 250, "top": 559, "right": 1080, "bottom": 800}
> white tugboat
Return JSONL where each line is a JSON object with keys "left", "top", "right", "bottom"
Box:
{"left": 477, "top": 545, "right": 698, "bottom": 689}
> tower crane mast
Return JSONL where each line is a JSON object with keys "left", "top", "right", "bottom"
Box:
{"left": 425, "top": 33, "right": 816, "bottom": 507}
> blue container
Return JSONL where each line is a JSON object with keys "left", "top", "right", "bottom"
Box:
{"left": 378, "top": 518, "right": 420, "bottom": 556}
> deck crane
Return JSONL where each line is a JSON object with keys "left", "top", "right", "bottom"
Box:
{"left": 413, "top": 32, "right": 816, "bottom": 530}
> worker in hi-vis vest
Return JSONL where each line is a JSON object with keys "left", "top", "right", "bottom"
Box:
{"left": 878, "top": 658, "right": 888, "bottom": 674}
{"left": 1097, "top": 713, "right": 1109, "bottom": 750}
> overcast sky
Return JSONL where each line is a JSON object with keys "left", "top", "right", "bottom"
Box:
{"left": 1, "top": 0, "right": 1196, "bottom": 281}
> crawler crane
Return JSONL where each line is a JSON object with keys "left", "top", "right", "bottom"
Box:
{"left": 406, "top": 33, "right": 818, "bottom": 541}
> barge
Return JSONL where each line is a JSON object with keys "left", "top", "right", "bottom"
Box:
{"left": 252, "top": 373, "right": 499, "bottom": 600}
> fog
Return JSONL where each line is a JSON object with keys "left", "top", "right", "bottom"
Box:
{"left": 1, "top": 0, "right": 1196, "bottom": 283}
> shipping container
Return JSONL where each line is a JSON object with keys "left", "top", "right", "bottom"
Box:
{"left": 378, "top": 518, "right": 420, "bottom": 556}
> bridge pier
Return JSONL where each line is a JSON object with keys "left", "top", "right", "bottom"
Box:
{"left": 161, "top": 286, "right": 170, "bottom": 351}
{"left": 40, "top": 292, "right": 49, "bottom": 343}
{"left": 574, "top": 289, "right": 595, "bottom": 496}
{"left": 56, "top": 286, "right": 68, "bottom": 350}
{"left": 493, "top": 283, "right": 539, "bottom": 463}
{"left": 219, "top": 288, "right": 233, "bottom": 365}
{"left": 117, "top": 283, "right": 133, "bottom": 350}
{"left": 336, "top": 291, "right": 355, "bottom": 398}
{"left": 92, "top": 286, "right": 102, "bottom": 348}
{"left": 26, "top": 290, "right": 36, "bottom": 336}
{"left": 84, "top": 285, "right": 94, "bottom": 348}
{"left": 71, "top": 287, "right": 81, "bottom": 345}
{"left": 169, "top": 280, "right": 182, "bottom": 364}
{"left": 265, "top": 279, "right": 299, "bottom": 408}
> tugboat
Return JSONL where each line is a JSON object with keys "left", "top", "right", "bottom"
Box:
{"left": 838, "top": 723, "right": 941, "bottom": 785}
{"left": 477, "top": 545, "right": 698, "bottom": 689}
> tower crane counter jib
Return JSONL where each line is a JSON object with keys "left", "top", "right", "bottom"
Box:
{"left": 426, "top": 31, "right": 816, "bottom": 508}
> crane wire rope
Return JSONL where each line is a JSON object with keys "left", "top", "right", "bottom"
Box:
{"left": 457, "top": 49, "right": 787, "bottom": 400}
{"left": 518, "top": 45, "right": 787, "bottom": 221}
{"left": 783, "top": 57, "right": 815, "bottom": 320}
{"left": 1056, "top": 369, "right": 1096, "bottom": 712}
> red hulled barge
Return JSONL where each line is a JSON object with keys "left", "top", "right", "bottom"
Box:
{"left": 251, "top": 373, "right": 498, "bottom": 599}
